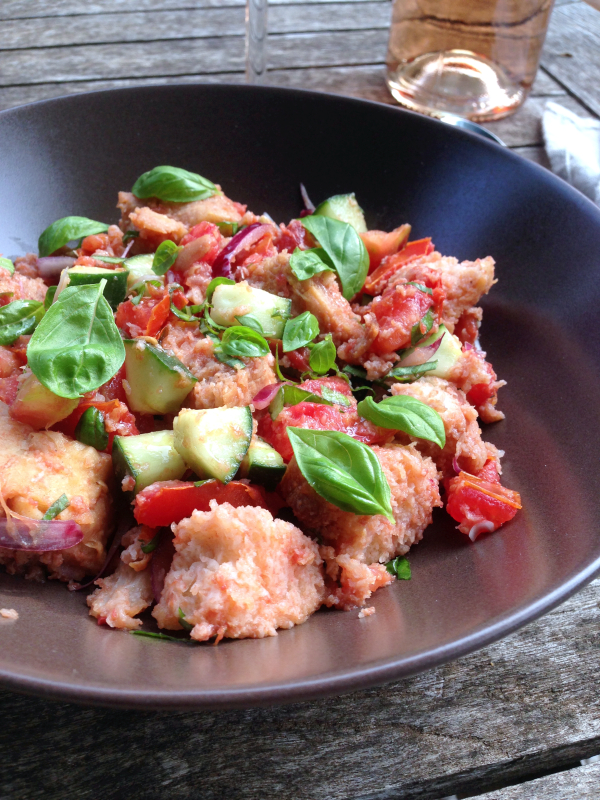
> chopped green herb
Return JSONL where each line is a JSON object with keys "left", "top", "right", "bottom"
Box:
{"left": 388, "top": 361, "right": 438, "bottom": 383}
{"left": 405, "top": 281, "right": 433, "bottom": 296}
{"left": 43, "top": 494, "right": 69, "bottom": 521}
{"left": 122, "top": 230, "right": 139, "bottom": 243}
{"left": 410, "top": 309, "right": 435, "bottom": 346}
{"left": 131, "top": 631, "right": 191, "bottom": 643}
{"left": 178, "top": 607, "right": 194, "bottom": 633}
{"left": 386, "top": 556, "right": 411, "bottom": 580}
{"left": 141, "top": 532, "right": 161, "bottom": 554}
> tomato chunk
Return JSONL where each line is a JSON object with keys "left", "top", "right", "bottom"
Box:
{"left": 115, "top": 292, "right": 170, "bottom": 338}
{"left": 364, "top": 238, "right": 435, "bottom": 294}
{"left": 370, "top": 284, "right": 435, "bottom": 355}
{"left": 446, "top": 469, "right": 522, "bottom": 538}
{"left": 134, "top": 480, "right": 271, "bottom": 527}
{"left": 360, "top": 224, "right": 411, "bottom": 273}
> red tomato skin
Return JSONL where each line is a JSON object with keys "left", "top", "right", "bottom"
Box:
{"left": 446, "top": 470, "right": 521, "bottom": 535}
{"left": 273, "top": 219, "right": 315, "bottom": 253}
{"left": 360, "top": 225, "right": 411, "bottom": 273}
{"left": 179, "top": 222, "right": 222, "bottom": 267}
{"left": 134, "top": 480, "right": 270, "bottom": 527}
{"left": 364, "top": 238, "right": 435, "bottom": 293}
{"left": 371, "top": 285, "right": 434, "bottom": 355}
{"left": 0, "top": 375, "right": 20, "bottom": 405}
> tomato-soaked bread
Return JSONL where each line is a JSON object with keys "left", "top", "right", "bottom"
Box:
{"left": 242, "top": 253, "right": 294, "bottom": 299}
{"left": 0, "top": 401, "right": 113, "bottom": 582}
{"left": 320, "top": 549, "right": 394, "bottom": 611}
{"left": 0, "top": 270, "right": 47, "bottom": 304}
{"left": 88, "top": 560, "right": 153, "bottom": 630}
{"left": 391, "top": 376, "right": 488, "bottom": 477}
{"left": 447, "top": 346, "right": 505, "bottom": 423}
{"left": 152, "top": 502, "right": 325, "bottom": 641}
{"left": 118, "top": 191, "right": 247, "bottom": 231}
{"left": 161, "top": 325, "right": 277, "bottom": 409}
{"left": 280, "top": 443, "right": 441, "bottom": 565}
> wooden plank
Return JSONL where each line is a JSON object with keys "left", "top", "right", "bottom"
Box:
{"left": 1, "top": 579, "right": 599, "bottom": 800}
{"left": 0, "top": 3, "right": 392, "bottom": 50}
{"left": 470, "top": 761, "right": 600, "bottom": 799}
{"left": 0, "top": 0, "right": 389, "bottom": 21}
{"left": 0, "top": 29, "right": 389, "bottom": 86}
{"left": 541, "top": 2, "right": 600, "bottom": 118}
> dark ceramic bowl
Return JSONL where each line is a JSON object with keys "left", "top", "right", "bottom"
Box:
{"left": 1, "top": 85, "right": 600, "bottom": 709}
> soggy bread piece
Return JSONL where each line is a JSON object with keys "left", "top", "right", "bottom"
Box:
{"left": 0, "top": 401, "right": 113, "bottom": 582}
{"left": 153, "top": 502, "right": 325, "bottom": 641}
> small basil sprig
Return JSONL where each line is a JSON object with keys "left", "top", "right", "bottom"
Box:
{"left": 152, "top": 240, "right": 182, "bottom": 276}
{"left": 357, "top": 395, "right": 445, "bottom": 448}
{"left": 288, "top": 428, "right": 394, "bottom": 520}
{"left": 216, "top": 221, "right": 239, "bottom": 236}
{"left": 38, "top": 216, "right": 110, "bottom": 258}
{"left": 132, "top": 166, "right": 217, "bottom": 203}
{"left": 42, "top": 494, "right": 70, "bottom": 521}
{"left": 386, "top": 556, "right": 411, "bottom": 580}
{"left": 236, "top": 312, "right": 264, "bottom": 334}
{"left": 321, "top": 386, "right": 351, "bottom": 406}
{"left": 282, "top": 311, "right": 319, "bottom": 352}
{"left": 205, "top": 277, "right": 235, "bottom": 304}
{"left": 141, "top": 531, "right": 161, "bottom": 555}
{"left": 300, "top": 216, "right": 369, "bottom": 300}
{"left": 410, "top": 309, "right": 435, "bottom": 346}
{"left": 270, "top": 383, "right": 349, "bottom": 420}
{"left": 289, "top": 249, "right": 331, "bottom": 282}
{"left": 0, "top": 300, "right": 45, "bottom": 345}
{"left": 309, "top": 335, "right": 336, "bottom": 375}
{"left": 0, "top": 257, "right": 15, "bottom": 275}
{"left": 74, "top": 406, "right": 109, "bottom": 451}
{"left": 388, "top": 362, "right": 437, "bottom": 383}
{"left": 178, "top": 608, "right": 194, "bottom": 633}
{"left": 221, "top": 326, "right": 269, "bottom": 358}
{"left": 27, "top": 280, "right": 126, "bottom": 399}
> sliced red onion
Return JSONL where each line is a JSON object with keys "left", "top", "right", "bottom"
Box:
{"left": 36, "top": 256, "right": 76, "bottom": 278}
{"left": 468, "top": 520, "right": 495, "bottom": 542}
{"left": 0, "top": 518, "right": 83, "bottom": 552}
{"left": 151, "top": 531, "right": 176, "bottom": 603}
{"left": 252, "top": 382, "right": 283, "bottom": 410}
{"left": 300, "top": 183, "right": 315, "bottom": 213}
{"left": 121, "top": 239, "right": 134, "bottom": 258}
{"left": 463, "top": 342, "right": 474, "bottom": 351}
{"left": 397, "top": 333, "right": 444, "bottom": 367}
{"left": 452, "top": 457, "right": 460, "bottom": 475}
{"left": 212, "top": 223, "right": 271, "bottom": 278}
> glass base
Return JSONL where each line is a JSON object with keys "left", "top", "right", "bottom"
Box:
{"left": 386, "top": 49, "right": 526, "bottom": 122}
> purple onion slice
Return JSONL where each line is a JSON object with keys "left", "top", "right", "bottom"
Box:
{"left": 397, "top": 333, "right": 444, "bottom": 368}
{"left": 36, "top": 256, "right": 76, "bottom": 278}
{"left": 212, "top": 223, "right": 271, "bottom": 278}
{"left": 0, "top": 518, "right": 83, "bottom": 552}
{"left": 252, "top": 382, "right": 283, "bottom": 410}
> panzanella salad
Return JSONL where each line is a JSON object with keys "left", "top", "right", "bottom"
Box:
{"left": 0, "top": 166, "right": 521, "bottom": 642}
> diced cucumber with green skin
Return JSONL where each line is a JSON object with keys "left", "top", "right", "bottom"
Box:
{"left": 210, "top": 281, "right": 292, "bottom": 339}
{"left": 313, "top": 193, "right": 367, "bottom": 233}
{"left": 401, "top": 324, "right": 463, "bottom": 379}
{"left": 123, "top": 339, "right": 197, "bottom": 415}
{"left": 238, "top": 436, "right": 286, "bottom": 491}
{"left": 124, "top": 254, "right": 161, "bottom": 290}
{"left": 113, "top": 430, "right": 187, "bottom": 496}
{"left": 66, "top": 266, "right": 129, "bottom": 309}
{"left": 10, "top": 372, "right": 79, "bottom": 429}
{"left": 173, "top": 406, "right": 253, "bottom": 484}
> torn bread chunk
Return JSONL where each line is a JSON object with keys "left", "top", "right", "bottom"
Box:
{"left": 0, "top": 401, "right": 113, "bottom": 582}
{"left": 88, "top": 559, "right": 153, "bottom": 630}
{"left": 391, "top": 376, "right": 488, "bottom": 476}
{"left": 0, "top": 270, "right": 47, "bottom": 304}
{"left": 161, "top": 325, "right": 276, "bottom": 409}
{"left": 152, "top": 502, "right": 325, "bottom": 641}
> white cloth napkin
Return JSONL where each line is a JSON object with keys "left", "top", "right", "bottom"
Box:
{"left": 542, "top": 101, "right": 600, "bottom": 205}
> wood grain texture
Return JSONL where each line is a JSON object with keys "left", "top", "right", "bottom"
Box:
{"left": 471, "top": 761, "right": 600, "bottom": 799}
{"left": 0, "top": 579, "right": 599, "bottom": 800}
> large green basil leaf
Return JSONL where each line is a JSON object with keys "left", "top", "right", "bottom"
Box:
{"left": 309, "top": 335, "right": 336, "bottom": 375}
{"left": 282, "top": 311, "right": 320, "bottom": 352}
{"left": 220, "top": 325, "right": 270, "bottom": 358}
{"left": 152, "top": 240, "right": 182, "bottom": 276}
{"left": 38, "top": 216, "right": 110, "bottom": 258}
{"left": 289, "top": 248, "right": 331, "bottom": 282}
{"left": 0, "top": 300, "right": 45, "bottom": 345}
{"left": 301, "top": 216, "right": 369, "bottom": 300}
{"left": 27, "top": 281, "right": 125, "bottom": 399}
{"left": 0, "top": 257, "right": 15, "bottom": 275}
{"left": 357, "top": 395, "right": 445, "bottom": 448}
{"left": 132, "top": 166, "right": 217, "bottom": 203}
{"left": 288, "top": 428, "right": 394, "bottom": 520}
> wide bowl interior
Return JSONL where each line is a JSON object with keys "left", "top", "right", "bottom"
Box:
{"left": 1, "top": 85, "right": 600, "bottom": 709}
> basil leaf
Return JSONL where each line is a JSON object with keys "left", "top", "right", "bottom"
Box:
{"left": 282, "top": 311, "right": 319, "bottom": 352}
{"left": 301, "top": 216, "right": 369, "bottom": 300}
{"left": 205, "top": 276, "right": 235, "bottom": 304}
{"left": 141, "top": 532, "right": 161, "bottom": 554}
{"left": 309, "top": 335, "right": 336, "bottom": 375}
{"left": 405, "top": 281, "right": 433, "bottom": 296}
{"left": 0, "top": 257, "right": 15, "bottom": 275}
{"left": 44, "top": 286, "right": 57, "bottom": 310}
{"left": 94, "top": 256, "right": 124, "bottom": 265}
{"left": 74, "top": 406, "right": 109, "bottom": 451}
{"left": 38, "top": 216, "right": 109, "bottom": 258}
{"left": 269, "top": 384, "right": 334, "bottom": 420}
{"left": 289, "top": 248, "right": 331, "bottom": 282}
{"left": 221, "top": 326, "right": 269, "bottom": 358}
{"left": 122, "top": 230, "right": 139, "bottom": 243}
{"left": 132, "top": 166, "right": 217, "bottom": 203}
{"left": 357, "top": 395, "right": 445, "bottom": 448}
{"left": 152, "top": 240, "right": 182, "bottom": 276}
{"left": 388, "top": 361, "right": 437, "bottom": 383}
{"left": 236, "top": 312, "right": 264, "bottom": 334}
{"left": 215, "top": 221, "right": 239, "bottom": 237}
{"left": 410, "top": 308, "right": 435, "bottom": 346}
{"left": 274, "top": 348, "right": 287, "bottom": 381}
{"left": 0, "top": 300, "right": 45, "bottom": 345}
{"left": 288, "top": 428, "right": 394, "bottom": 521}
{"left": 342, "top": 364, "right": 368, "bottom": 380}
{"left": 178, "top": 607, "right": 194, "bottom": 633}
{"left": 386, "top": 556, "right": 411, "bottom": 580}
{"left": 43, "top": 494, "right": 69, "bottom": 521}
{"left": 320, "top": 386, "right": 351, "bottom": 406}
{"left": 27, "top": 281, "right": 126, "bottom": 399}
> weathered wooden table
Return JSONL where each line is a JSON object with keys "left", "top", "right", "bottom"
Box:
{"left": 1, "top": 1, "right": 600, "bottom": 798}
